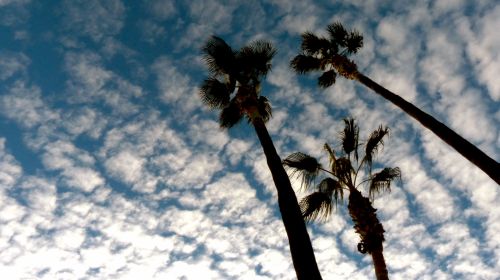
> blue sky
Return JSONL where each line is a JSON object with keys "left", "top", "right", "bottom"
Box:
{"left": 0, "top": 0, "right": 499, "bottom": 279}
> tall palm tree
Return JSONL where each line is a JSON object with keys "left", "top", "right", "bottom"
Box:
{"left": 283, "top": 118, "right": 400, "bottom": 280}
{"left": 290, "top": 22, "right": 500, "bottom": 185}
{"left": 199, "top": 36, "right": 322, "bottom": 280}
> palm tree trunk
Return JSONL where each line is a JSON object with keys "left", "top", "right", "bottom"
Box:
{"left": 354, "top": 73, "right": 500, "bottom": 185}
{"left": 371, "top": 246, "right": 389, "bottom": 280}
{"left": 252, "top": 117, "right": 323, "bottom": 280}
{"left": 348, "top": 189, "right": 389, "bottom": 280}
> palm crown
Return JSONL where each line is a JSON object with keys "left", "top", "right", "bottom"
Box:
{"left": 290, "top": 22, "right": 500, "bottom": 184}
{"left": 200, "top": 36, "right": 276, "bottom": 128}
{"left": 284, "top": 118, "right": 401, "bottom": 220}
{"left": 283, "top": 118, "right": 400, "bottom": 280}
{"left": 290, "top": 22, "right": 363, "bottom": 87}
{"left": 199, "top": 36, "right": 323, "bottom": 279}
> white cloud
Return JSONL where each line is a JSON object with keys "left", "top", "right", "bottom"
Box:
{"left": 42, "top": 140, "right": 104, "bottom": 192}
{"left": 0, "top": 138, "right": 22, "bottom": 187}
{"left": 64, "top": 51, "right": 143, "bottom": 115}
{"left": 0, "top": 0, "right": 29, "bottom": 7}
{"left": 61, "top": 0, "right": 125, "bottom": 42}
{"left": 146, "top": 0, "right": 176, "bottom": 20}
{"left": 0, "top": 80, "right": 59, "bottom": 128}
{"left": 223, "top": 138, "right": 252, "bottom": 165}
{"left": 105, "top": 150, "right": 145, "bottom": 183}
{"left": 138, "top": 20, "right": 166, "bottom": 43}
{"left": 0, "top": 51, "right": 29, "bottom": 80}
{"left": 187, "top": 119, "right": 230, "bottom": 150}
{"left": 458, "top": 5, "right": 500, "bottom": 101}
{"left": 61, "top": 107, "right": 107, "bottom": 139}
{"left": 152, "top": 56, "right": 201, "bottom": 113}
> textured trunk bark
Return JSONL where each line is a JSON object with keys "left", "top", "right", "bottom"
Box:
{"left": 371, "top": 246, "right": 389, "bottom": 280}
{"left": 252, "top": 118, "right": 322, "bottom": 280}
{"left": 348, "top": 189, "right": 389, "bottom": 280}
{"left": 355, "top": 73, "right": 500, "bottom": 185}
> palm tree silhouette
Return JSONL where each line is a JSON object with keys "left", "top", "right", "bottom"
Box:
{"left": 199, "top": 36, "right": 322, "bottom": 280}
{"left": 284, "top": 118, "right": 400, "bottom": 280}
{"left": 290, "top": 22, "right": 500, "bottom": 185}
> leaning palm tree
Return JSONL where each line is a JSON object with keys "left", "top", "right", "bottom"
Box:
{"left": 284, "top": 118, "right": 400, "bottom": 280}
{"left": 199, "top": 36, "right": 322, "bottom": 280}
{"left": 290, "top": 22, "right": 500, "bottom": 185}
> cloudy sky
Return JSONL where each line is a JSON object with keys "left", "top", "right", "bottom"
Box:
{"left": 1, "top": 0, "right": 499, "bottom": 279}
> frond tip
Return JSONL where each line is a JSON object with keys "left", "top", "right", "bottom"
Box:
{"left": 283, "top": 152, "right": 321, "bottom": 189}
{"left": 199, "top": 77, "right": 231, "bottom": 109}
{"left": 364, "top": 125, "right": 390, "bottom": 168}
{"left": 341, "top": 118, "right": 359, "bottom": 160}
{"left": 318, "top": 70, "right": 337, "bottom": 88}
{"left": 257, "top": 96, "right": 272, "bottom": 123}
{"left": 219, "top": 100, "right": 243, "bottom": 128}
{"left": 368, "top": 167, "right": 401, "bottom": 200}
{"left": 202, "top": 36, "right": 236, "bottom": 76}
{"left": 290, "top": 55, "right": 322, "bottom": 74}
{"left": 237, "top": 40, "right": 277, "bottom": 78}
{"left": 300, "top": 192, "right": 332, "bottom": 222}
{"left": 301, "top": 32, "right": 331, "bottom": 56}
{"left": 318, "top": 177, "right": 344, "bottom": 207}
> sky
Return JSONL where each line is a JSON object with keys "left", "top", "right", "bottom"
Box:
{"left": 0, "top": 0, "right": 499, "bottom": 279}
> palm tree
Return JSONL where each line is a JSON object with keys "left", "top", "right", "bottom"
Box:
{"left": 290, "top": 22, "right": 500, "bottom": 185}
{"left": 199, "top": 36, "right": 322, "bottom": 280}
{"left": 283, "top": 118, "right": 400, "bottom": 280}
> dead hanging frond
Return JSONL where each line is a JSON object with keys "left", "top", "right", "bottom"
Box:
{"left": 257, "top": 95, "right": 272, "bottom": 123}
{"left": 299, "top": 192, "right": 332, "bottom": 222}
{"left": 334, "top": 157, "right": 354, "bottom": 185}
{"left": 283, "top": 152, "right": 321, "bottom": 190}
{"left": 341, "top": 118, "right": 359, "bottom": 160}
{"left": 318, "top": 69, "right": 337, "bottom": 88}
{"left": 368, "top": 167, "right": 401, "bottom": 200}
{"left": 318, "top": 177, "right": 344, "bottom": 208}
{"left": 219, "top": 100, "right": 243, "bottom": 129}
{"left": 324, "top": 143, "right": 336, "bottom": 169}
{"left": 363, "top": 125, "right": 390, "bottom": 170}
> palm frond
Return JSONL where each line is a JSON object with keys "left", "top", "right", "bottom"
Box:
{"left": 301, "top": 32, "right": 331, "bottom": 56}
{"left": 199, "top": 77, "right": 231, "bottom": 109}
{"left": 368, "top": 167, "right": 401, "bottom": 200}
{"left": 237, "top": 40, "right": 276, "bottom": 79}
{"left": 202, "top": 36, "right": 236, "bottom": 76}
{"left": 219, "top": 100, "right": 243, "bottom": 128}
{"left": 283, "top": 152, "right": 321, "bottom": 189}
{"left": 345, "top": 30, "right": 363, "bottom": 55}
{"left": 318, "top": 69, "right": 337, "bottom": 88}
{"left": 327, "top": 22, "right": 348, "bottom": 47}
{"left": 324, "top": 143, "right": 336, "bottom": 168}
{"left": 334, "top": 157, "right": 354, "bottom": 185}
{"left": 290, "top": 54, "right": 322, "bottom": 74}
{"left": 363, "top": 125, "right": 390, "bottom": 169}
{"left": 299, "top": 192, "right": 332, "bottom": 222}
{"left": 257, "top": 95, "right": 272, "bottom": 123}
{"left": 318, "top": 177, "right": 344, "bottom": 207}
{"left": 341, "top": 118, "right": 359, "bottom": 160}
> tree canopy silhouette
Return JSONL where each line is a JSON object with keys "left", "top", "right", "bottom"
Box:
{"left": 284, "top": 118, "right": 400, "bottom": 280}
{"left": 291, "top": 22, "right": 500, "bottom": 185}
{"left": 200, "top": 36, "right": 322, "bottom": 280}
